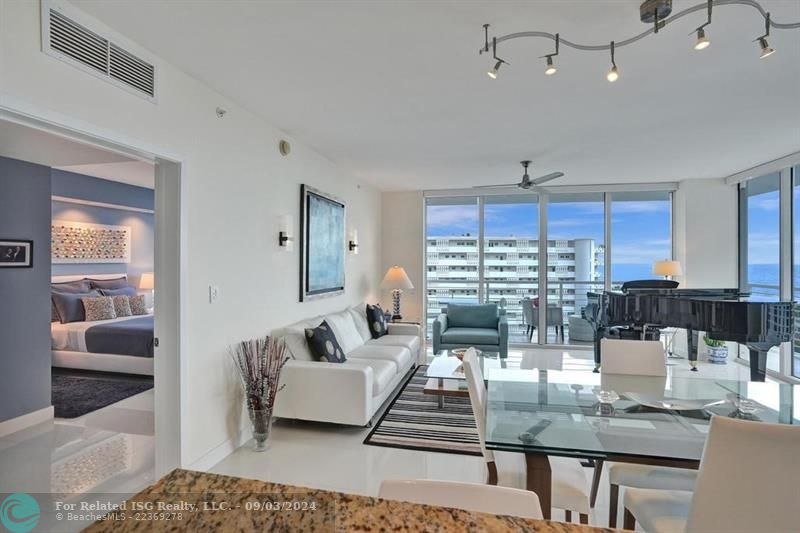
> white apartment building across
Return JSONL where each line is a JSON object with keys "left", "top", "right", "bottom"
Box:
{"left": 426, "top": 235, "right": 601, "bottom": 338}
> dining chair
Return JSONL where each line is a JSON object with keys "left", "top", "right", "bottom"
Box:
{"left": 463, "top": 349, "right": 591, "bottom": 523}
{"left": 594, "top": 338, "right": 697, "bottom": 528}
{"left": 521, "top": 298, "right": 535, "bottom": 341}
{"left": 623, "top": 416, "right": 800, "bottom": 533}
{"left": 378, "top": 479, "right": 543, "bottom": 519}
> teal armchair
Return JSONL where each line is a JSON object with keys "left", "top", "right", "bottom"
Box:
{"left": 433, "top": 303, "right": 508, "bottom": 359}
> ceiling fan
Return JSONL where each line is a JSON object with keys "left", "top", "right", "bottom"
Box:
{"left": 473, "top": 161, "right": 564, "bottom": 191}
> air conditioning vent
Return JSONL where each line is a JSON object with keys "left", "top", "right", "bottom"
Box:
{"left": 43, "top": 4, "right": 157, "bottom": 100}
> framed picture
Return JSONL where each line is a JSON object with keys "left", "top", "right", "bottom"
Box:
{"left": 299, "top": 184, "right": 346, "bottom": 301}
{"left": 0, "top": 239, "right": 33, "bottom": 268}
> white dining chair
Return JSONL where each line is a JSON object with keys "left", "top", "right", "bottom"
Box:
{"left": 378, "top": 479, "right": 543, "bottom": 519}
{"left": 463, "top": 349, "right": 591, "bottom": 524}
{"left": 623, "top": 416, "right": 800, "bottom": 533}
{"left": 594, "top": 338, "right": 697, "bottom": 528}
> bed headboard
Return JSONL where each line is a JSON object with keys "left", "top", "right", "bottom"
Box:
{"left": 51, "top": 273, "right": 128, "bottom": 284}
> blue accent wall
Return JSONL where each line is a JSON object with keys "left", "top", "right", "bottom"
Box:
{"left": 51, "top": 170, "right": 154, "bottom": 288}
{"left": 0, "top": 156, "right": 52, "bottom": 423}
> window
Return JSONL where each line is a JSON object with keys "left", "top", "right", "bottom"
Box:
{"left": 794, "top": 165, "right": 800, "bottom": 377}
{"left": 739, "top": 173, "right": 781, "bottom": 302}
{"left": 610, "top": 191, "right": 672, "bottom": 286}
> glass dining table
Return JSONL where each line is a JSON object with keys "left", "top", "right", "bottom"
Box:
{"left": 483, "top": 368, "right": 800, "bottom": 519}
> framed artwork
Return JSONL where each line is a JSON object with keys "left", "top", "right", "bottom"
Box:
{"left": 299, "top": 184, "right": 346, "bottom": 301}
{"left": 0, "top": 239, "right": 33, "bottom": 268}
{"left": 51, "top": 220, "right": 131, "bottom": 264}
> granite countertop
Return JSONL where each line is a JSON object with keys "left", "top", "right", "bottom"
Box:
{"left": 84, "top": 469, "right": 618, "bottom": 532}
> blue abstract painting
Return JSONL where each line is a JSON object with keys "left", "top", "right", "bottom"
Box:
{"left": 301, "top": 185, "right": 345, "bottom": 300}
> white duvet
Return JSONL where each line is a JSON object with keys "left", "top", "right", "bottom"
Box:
{"left": 51, "top": 314, "right": 153, "bottom": 352}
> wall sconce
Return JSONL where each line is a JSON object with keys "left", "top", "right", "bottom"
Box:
{"left": 279, "top": 215, "right": 294, "bottom": 251}
{"left": 348, "top": 229, "right": 359, "bottom": 254}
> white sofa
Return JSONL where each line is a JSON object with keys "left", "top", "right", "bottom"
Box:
{"left": 272, "top": 303, "right": 420, "bottom": 426}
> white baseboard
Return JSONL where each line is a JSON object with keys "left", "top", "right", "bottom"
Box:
{"left": 0, "top": 406, "right": 54, "bottom": 438}
{"left": 187, "top": 429, "right": 249, "bottom": 472}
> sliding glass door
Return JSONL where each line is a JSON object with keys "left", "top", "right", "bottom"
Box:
{"left": 794, "top": 166, "right": 800, "bottom": 377}
{"left": 610, "top": 191, "right": 672, "bottom": 286}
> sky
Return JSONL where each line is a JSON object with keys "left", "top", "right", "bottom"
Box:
{"left": 426, "top": 196, "right": 672, "bottom": 280}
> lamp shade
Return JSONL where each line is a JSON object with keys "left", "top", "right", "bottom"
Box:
{"left": 139, "top": 272, "right": 155, "bottom": 290}
{"left": 652, "top": 260, "right": 682, "bottom": 277}
{"left": 381, "top": 266, "right": 414, "bottom": 290}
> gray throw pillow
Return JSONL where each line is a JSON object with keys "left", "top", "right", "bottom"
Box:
{"left": 304, "top": 320, "right": 346, "bottom": 363}
{"left": 112, "top": 295, "right": 133, "bottom": 317}
{"left": 82, "top": 296, "right": 117, "bottom": 322}
{"left": 100, "top": 286, "right": 137, "bottom": 297}
{"left": 129, "top": 294, "right": 148, "bottom": 315}
{"left": 88, "top": 277, "right": 129, "bottom": 290}
{"left": 50, "top": 280, "right": 92, "bottom": 321}
{"left": 52, "top": 290, "right": 101, "bottom": 323}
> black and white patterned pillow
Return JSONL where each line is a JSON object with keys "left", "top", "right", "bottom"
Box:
{"left": 129, "top": 295, "right": 148, "bottom": 315}
{"left": 366, "top": 303, "right": 388, "bottom": 339}
{"left": 304, "top": 320, "right": 346, "bottom": 363}
{"left": 112, "top": 295, "right": 133, "bottom": 317}
{"left": 82, "top": 296, "right": 117, "bottom": 322}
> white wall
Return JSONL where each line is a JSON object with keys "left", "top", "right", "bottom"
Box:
{"left": 1, "top": 0, "right": 381, "bottom": 467}
{"left": 380, "top": 191, "right": 424, "bottom": 321}
{"left": 673, "top": 178, "right": 739, "bottom": 288}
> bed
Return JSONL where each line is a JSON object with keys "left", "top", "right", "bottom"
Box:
{"left": 51, "top": 273, "right": 154, "bottom": 376}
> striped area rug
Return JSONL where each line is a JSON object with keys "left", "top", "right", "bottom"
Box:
{"left": 363, "top": 365, "right": 481, "bottom": 456}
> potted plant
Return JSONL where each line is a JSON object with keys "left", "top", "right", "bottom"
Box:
{"left": 230, "top": 336, "right": 288, "bottom": 451}
{"left": 704, "top": 336, "right": 728, "bottom": 364}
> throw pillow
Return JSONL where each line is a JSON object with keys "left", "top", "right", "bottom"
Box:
{"left": 52, "top": 290, "right": 101, "bottom": 323}
{"left": 82, "top": 296, "right": 117, "bottom": 321}
{"left": 366, "top": 303, "right": 388, "bottom": 339}
{"left": 88, "top": 277, "right": 130, "bottom": 290}
{"left": 100, "top": 286, "right": 138, "bottom": 297}
{"left": 112, "top": 295, "right": 133, "bottom": 317}
{"left": 50, "top": 280, "right": 92, "bottom": 321}
{"left": 129, "top": 294, "right": 148, "bottom": 315}
{"left": 304, "top": 320, "right": 346, "bottom": 363}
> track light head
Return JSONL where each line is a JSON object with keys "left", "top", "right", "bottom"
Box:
{"left": 487, "top": 60, "right": 503, "bottom": 79}
{"left": 694, "top": 28, "right": 710, "bottom": 50}
{"left": 544, "top": 56, "right": 557, "bottom": 75}
{"left": 607, "top": 65, "right": 619, "bottom": 82}
{"left": 758, "top": 37, "right": 775, "bottom": 58}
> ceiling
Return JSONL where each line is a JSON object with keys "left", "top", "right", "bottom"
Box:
{"left": 0, "top": 120, "right": 155, "bottom": 188}
{"left": 72, "top": 0, "right": 800, "bottom": 191}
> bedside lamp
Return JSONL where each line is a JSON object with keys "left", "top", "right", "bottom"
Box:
{"left": 139, "top": 271, "right": 155, "bottom": 306}
{"left": 381, "top": 266, "right": 414, "bottom": 320}
{"left": 653, "top": 260, "right": 682, "bottom": 280}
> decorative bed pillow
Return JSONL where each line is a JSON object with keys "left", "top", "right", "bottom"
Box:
{"left": 88, "top": 277, "right": 129, "bottom": 290}
{"left": 129, "top": 294, "right": 148, "bottom": 315}
{"left": 366, "top": 303, "right": 388, "bottom": 339}
{"left": 82, "top": 296, "right": 117, "bottom": 321}
{"left": 100, "top": 286, "right": 137, "bottom": 297}
{"left": 304, "top": 320, "right": 346, "bottom": 363}
{"left": 112, "top": 295, "right": 133, "bottom": 317}
{"left": 51, "top": 280, "right": 92, "bottom": 321}
{"left": 52, "top": 290, "right": 100, "bottom": 323}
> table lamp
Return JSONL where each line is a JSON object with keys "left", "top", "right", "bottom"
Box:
{"left": 139, "top": 271, "right": 155, "bottom": 306}
{"left": 381, "top": 266, "right": 413, "bottom": 320}
{"left": 652, "top": 260, "right": 682, "bottom": 280}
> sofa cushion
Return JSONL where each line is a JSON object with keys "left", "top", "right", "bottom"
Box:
{"left": 347, "top": 344, "right": 411, "bottom": 372}
{"left": 366, "top": 303, "right": 388, "bottom": 338}
{"left": 366, "top": 334, "right": 420, "bottom": 358}
{"left": 446, "top": 304, "right": 498, "bottom": 329}
{"left": 323, "top": 309, "right": 364, "bottom": 353}
{"left": 348, "top": 359, "right": 396, "bottom": 397}
{"left": 348, "top": 304, "right": 373, "bottom": 343}
{"left": 274, "top": 318, "right": 321, "bottom": 361}
{"left": 441, "top": 327, "right": 499, "bottom": 346}
{"left": 305, "top": 320, "right": 346, "bottom": 363}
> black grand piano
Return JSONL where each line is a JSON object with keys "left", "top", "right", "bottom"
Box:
{"left": 585, "top": 284, "right": 794, "bottom": 382}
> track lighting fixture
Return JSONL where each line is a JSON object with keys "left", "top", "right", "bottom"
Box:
{"left": 477, "top": 1, "right": 799, "bottom": 82}
{"left": 486, "top": 37, "right": 508, "bottom": 79}
{"left": 607, "top": 41, "right": 619, "bottom": 82}
{"left": 694, "top": 28, "right": 710, "bottom": 50}
{"left": 756, "top": 13, "right": 776, "bottom": 59}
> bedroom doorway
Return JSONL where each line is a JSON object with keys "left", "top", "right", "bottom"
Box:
{"left": 0, "top": 109, "right": 183, "bottom": 488}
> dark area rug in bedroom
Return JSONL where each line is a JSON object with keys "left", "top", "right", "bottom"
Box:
{"left": 51, "top": 370, "right": 153, "bottom": 418}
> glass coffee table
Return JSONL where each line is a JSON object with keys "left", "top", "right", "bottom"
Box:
{"left": 423, "top": 351, "right": 502, "bottom": 408}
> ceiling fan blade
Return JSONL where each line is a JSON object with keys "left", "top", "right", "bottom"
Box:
{"left": 472, "top": 183, "right": 521, "bottom": 189}
{"left": 530, "top": 171, "right": 564, "bottom": 185}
